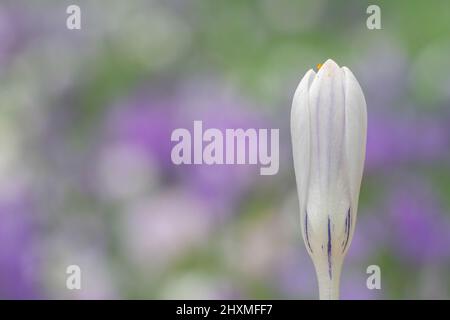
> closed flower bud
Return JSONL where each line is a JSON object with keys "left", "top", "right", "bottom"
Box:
{"left": 291, "top": 59, "right": 367, "bottom": 299}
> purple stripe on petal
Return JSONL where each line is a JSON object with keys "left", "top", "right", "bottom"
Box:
{"left": 305, "top": 211, "right": 313, "bottom": 253}
{"left": 327, "top": 216, "right": 332, "bottom": 279}
{"left": 342, "top": 207, "right": 351, "bottom": 252}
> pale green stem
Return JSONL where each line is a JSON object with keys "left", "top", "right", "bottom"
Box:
{"left": 314, "top": 258, "right": 343, "bottom": 300}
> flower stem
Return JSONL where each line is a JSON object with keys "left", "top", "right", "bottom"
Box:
{"left": 314, "top": 259, "right": 343, "bottom": 300}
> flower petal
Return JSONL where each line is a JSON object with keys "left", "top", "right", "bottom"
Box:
{"left": 342, "top": 66, "right": 367, "bottom": 229}
{"left": 291, "top": 69, "right": 315, "bottom": 217}
{"left": 307, "top": 59, "right": 347, "bottom": 224}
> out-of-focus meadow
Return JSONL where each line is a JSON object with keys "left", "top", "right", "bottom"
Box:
{"left": 1, "top": 0, "right": 450, "bottom": 299}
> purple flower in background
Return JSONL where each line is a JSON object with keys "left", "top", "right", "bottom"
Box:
{"left": 275, "top": 250, "right": 316, "bottom": 299}
{"left": 105, "top": 93, "right": 177, "bottom": 169}
{"left": 388, "top": 183, "right": 450, "bottom": 264}
{"left": 0, "top": 5, "right": 31, "bottom": 67}
{"left": 0, "top": 6, "right": 19, "bottom": 65}
{"left": 103, "top": 78, "right": 267, "bottom": 214}
{"left": 356, "top": 44, "right": 450, "bottom": 171}
{"left": 172, "top": 78, "right": 269, "bottom": 213}
{"left": 346, "top": 211, "right": 388, "bottom": 263}
{"left": 366, "top": 113, "right": 450, "bottom": 171}
{"left": 0, "top": 191, "right": 40, "bottom": 299}
{"left": 175, "top": 108, "right": 266, "bottom": 214}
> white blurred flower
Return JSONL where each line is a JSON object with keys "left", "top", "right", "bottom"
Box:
{"left": 120, "top": 190, "right": 213, "bottom": 274}
{"left": 291, "top": 59, "right": 367, "bottom": 299}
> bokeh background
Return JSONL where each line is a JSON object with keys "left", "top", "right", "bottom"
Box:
{"left": 1, "top": 0, "right": 450, "bottom": 299}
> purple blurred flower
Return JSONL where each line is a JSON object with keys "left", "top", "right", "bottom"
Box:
{"left": 366, "top": 113, "right": 450, "bottom": 171}
{"left": 0, "top": 5, "right": 31, "bottom": 67}
{"left": 355, "top": 44, "right": 450, "bottom": 171}
{"left": 103, "top": 78, "right": 267, "bottom": 213}
{"left": 105, "top": 93, "right": 177, "bottom": 169}
{"left": 0, "top": 7, "right": 19, "bottom": 65}
{"left": 0, "top": 191, "right": 40, "bottom": 299}
{"left": 175, "top": 107, "right": 266, "bottom": 214}
{"left": 346, "top": 211, "right": 388, "bottom": 262}
{"left": 275, "top": 250, "right": 316, "bottom": 299}
{"left": 388, "top": 183, "right": 450, "bottom": 264}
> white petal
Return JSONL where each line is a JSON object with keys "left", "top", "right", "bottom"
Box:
{"left": 291, "top": 69, "right": 315, "bottom": 243}
{"left": 342, "top": 66, "right": 367, "bottom": 240}
{"left": 307, "top": 59, "right": 348, "bottom": 224}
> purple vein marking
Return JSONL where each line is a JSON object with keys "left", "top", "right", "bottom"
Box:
{"left": 342, "top": 208, "right": 351, "bottom": 253}
{"left": 305, "top": 211, "right": 313, "bottom": 253}
{"left": 327, "top": 216, "right": 332, "bottom": 279}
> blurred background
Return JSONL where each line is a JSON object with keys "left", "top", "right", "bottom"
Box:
{"left": 1, "top": 0, "right": 450, "bottom": 299}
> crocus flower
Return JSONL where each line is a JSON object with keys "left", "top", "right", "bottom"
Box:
{"left": 290, "top": 59, "right": 367, "bottom": 299}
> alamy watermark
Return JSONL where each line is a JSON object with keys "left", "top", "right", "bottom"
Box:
{"left": 66, "top": 5, "right": 81, "bottom": 30}
{"left": 171, "top": 121, "right": 279, "bottom": 175}
{"left": 366, "top": 5, "right": 381, "bottom": 30}
{"left": 66, "top": 265, "right": 81, "bottom": 290}
{"left": 366, "top": 264, "right": 381, "bottom": 290}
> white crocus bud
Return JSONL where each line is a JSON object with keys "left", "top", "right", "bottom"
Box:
{"left": 290, "top": 59, "right": 367, "bottom": 300}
